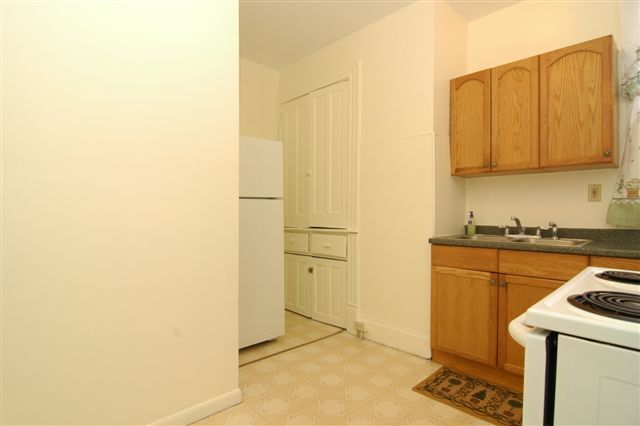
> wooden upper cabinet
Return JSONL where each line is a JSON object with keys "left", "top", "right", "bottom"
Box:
{"left": 450, "top": 70, "right": 491, "bottom": 176}
{"left": 540, "top": 35, "right": 617, "bottom": 168}
{"left": 491, "top": 56, "right": 539, "bottom": 172}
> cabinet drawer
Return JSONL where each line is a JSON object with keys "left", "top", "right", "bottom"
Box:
{"left": 284, "top": 232, "right": 309, "bottom": 253}
{"left": 310, "top": 233, "right": 347, "bottom": 259}
{"left": 590, "top": 256, "right": 640, "bottom": 271}
{"left": 431, "top": 245, "right": 498, "bottom": 272}
{"left": 499, "top": 250, "right": 588, "bottom": 280}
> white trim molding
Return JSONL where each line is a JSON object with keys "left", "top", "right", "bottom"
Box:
{"left": 357, "top": 314, "right": 431, "bottom": 358}
{"left": 149, "top": 388, "right": 242, "bottom": 426}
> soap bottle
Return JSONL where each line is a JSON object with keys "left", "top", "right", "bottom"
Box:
{"left": 466, "top": 211, "right": 476, "bottom": 236}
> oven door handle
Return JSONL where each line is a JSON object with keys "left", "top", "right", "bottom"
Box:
{"left": 509, "top": 312, "right": 534, "bottom": 347}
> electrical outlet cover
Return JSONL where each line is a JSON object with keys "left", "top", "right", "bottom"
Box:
{"left": 588, "top": 184, "right": 601, "bottom": 202}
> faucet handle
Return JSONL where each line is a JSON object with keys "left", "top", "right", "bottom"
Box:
{"left": 535, "top": 227, "right": 542, "bottom": 237}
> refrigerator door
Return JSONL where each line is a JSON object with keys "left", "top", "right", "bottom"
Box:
{"left": 239, "top": 198, "right": 284, "bottom": 349}
{"left": 240, "top": 136, "right": 283, "bottom": 198}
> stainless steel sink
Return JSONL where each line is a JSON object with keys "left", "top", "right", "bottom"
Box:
{"left": 454, "top": 234, "right": 591, "bottom": 247}
{"left": 512, "top": 237, "right": 591, "bottom": 247}
{"left": 455, "top": 234, "right": 520, "bottom": 243}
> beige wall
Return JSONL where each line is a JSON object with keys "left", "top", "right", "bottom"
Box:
{"left": 240, "top": 58, "right": 279, "bottom": 139}
{"left": 1, "top": 3, "right": 240, "bottom": 425}
{"left": 433, "top": 2, "right": 468, "bottom": 236}
{"left": 464, "top": 1, "right": 621, "bottom": 229}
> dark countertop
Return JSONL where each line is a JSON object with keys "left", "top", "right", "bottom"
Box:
{"left": 429, "top": 226, "right": 640, "bottom": 259}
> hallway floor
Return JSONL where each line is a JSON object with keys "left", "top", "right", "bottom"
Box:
{"left": 197, "top": 330, "right": 489, "bottom": 425}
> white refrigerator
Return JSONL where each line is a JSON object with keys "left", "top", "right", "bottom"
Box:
{"left": 239, "top": 136, "right": 285, "bottom": 349}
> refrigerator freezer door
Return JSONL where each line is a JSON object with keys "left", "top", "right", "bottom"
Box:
{"left": 240, "top": 136, "right": 283, "bottom": 198}
{"left": 239, "top": 198, "right": 284, "bottom": 349}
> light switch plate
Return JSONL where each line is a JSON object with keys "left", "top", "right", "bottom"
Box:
{"left": 588, "top": 184, "right": 601, "bottom": 202}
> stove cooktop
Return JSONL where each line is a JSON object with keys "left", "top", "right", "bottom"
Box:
{"left": 526, "top": 267, "right": 640, "bottom": 350}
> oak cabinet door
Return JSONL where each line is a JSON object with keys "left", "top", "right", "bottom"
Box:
{"left": 497, "top": 275, "right": 562, "bottom": 375}
{"left": 540, "top": 35, "right": 616, "bottom": 168}
{"left": 491, "top": 56, "right": 539, "bottom": 172}
{"left": 431, "top": 266, "right": 498, "bottom": 366}
{"left": 281, "top": 96, "right": 309, "bottom": 228}
{"left": 450, "top": 70, "right": 491, "bottom": 176}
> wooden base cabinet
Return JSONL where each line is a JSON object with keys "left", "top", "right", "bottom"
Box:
{"left": 497, "top": 275, "right": 562, "bottom": 374}
{"left": 431, "top": 246, "right": 587, "bottom": 377}
{"left": 432, "top": 266, "right": 498, "bottom": 366}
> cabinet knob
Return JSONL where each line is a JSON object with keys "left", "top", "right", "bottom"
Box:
{"left": 489, "top": 279, "right": 496, "bottom": 285}
{"left": 603, "top": 151, "right": 611, "bottom": 157}
{"left": 490, "top": 162, "right": 497, "bottom": 168}
{"left": 308, "top": 267, "right": 314, "bottom": 273}
{"left": 499, "top": 280, "right": 507, "bottom": 287}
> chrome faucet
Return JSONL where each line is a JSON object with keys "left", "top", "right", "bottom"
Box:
{"left": 511, "top": 216, "right": 525, "bottom": 235}
{"left": 548, "top": 221, "right": 559, "bottom": 240}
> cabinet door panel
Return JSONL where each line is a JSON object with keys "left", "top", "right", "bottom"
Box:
{"left": 281, "top": 96, "right": 309, "bottom": 228}
{"left": 491, "top": 56, "right": 539, "bottom": 172}
{"left": 450, "top": 70, "right": 491, "bottom": 176}
{"left": 285, "top": 254, "right": 311, "bottom": 317}
{"left": 540, "top": 35, "right": 616, "bottom": 168}
{"left": 311, "top": 257, "right": 347, "bottom": 328}
{"left": 498, "top": 275, "right": 562, "bottom": 375}
{"left": 309, "top": 81, "right": 351, "bottom": 229}
{"left": 431, "top": 266, "right": 498, "bottom": 366}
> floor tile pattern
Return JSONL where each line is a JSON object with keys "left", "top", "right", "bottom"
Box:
{"left": 239, "top": 311, "right": 343, "bottom": 366}
{"left": 200, "top": 326, "right": 491, "bottom": 425}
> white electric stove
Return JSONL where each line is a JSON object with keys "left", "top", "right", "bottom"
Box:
{"left": 510, "top": 266, "right": 640, "bottom": 426}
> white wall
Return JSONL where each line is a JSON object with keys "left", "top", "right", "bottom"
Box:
{"left": 464, "top": 0, "right": 622, "bottom": 229}
{"left": 1, "top": 3, "right": 240, "bottom": 425}
{"left": 240, "top": 58, "right": 280, "bottom": 139}
{"left": 279, "top": 2, "right": 435, "bottom": 356}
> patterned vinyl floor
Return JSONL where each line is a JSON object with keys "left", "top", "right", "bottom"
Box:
{"left": 197, "top": 314, "right": 490, "bottom": 425}
{"left": 240, "top": 311, "right": 343, "bottom": 366}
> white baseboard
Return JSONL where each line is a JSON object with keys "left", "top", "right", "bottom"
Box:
{"left": 149, "top": 388, "right": 242, "bottom": 426}
{"left": 357, "top": 314, "right": 431, "bottom": 358}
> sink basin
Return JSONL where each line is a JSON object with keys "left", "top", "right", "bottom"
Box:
{"left": 454, "top": 234, "right": 591, "bottom": 247}
{"left": 513, "top": 237, "right": 591, "bottom": 247}
{"left": 455, "top": 234, "right": 519, "bottom": 243}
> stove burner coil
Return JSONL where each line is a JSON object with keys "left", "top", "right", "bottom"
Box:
{"left": 596, "top": 271, "right": 640, "bottom": 285}
{"left": 568, "top": 291, "right": 640, "bottom": 323}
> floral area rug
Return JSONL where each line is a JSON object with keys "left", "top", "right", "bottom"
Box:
{"left": 412, "top": 367, "right": 523, "bottom": 426}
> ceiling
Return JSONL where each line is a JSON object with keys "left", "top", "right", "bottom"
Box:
{"left": 240, "top": 0, "right": 520, "bottom": 70}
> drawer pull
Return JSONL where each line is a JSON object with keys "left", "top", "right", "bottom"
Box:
{"left": 323, "top": 243, "right": 332, "bottom": 249}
